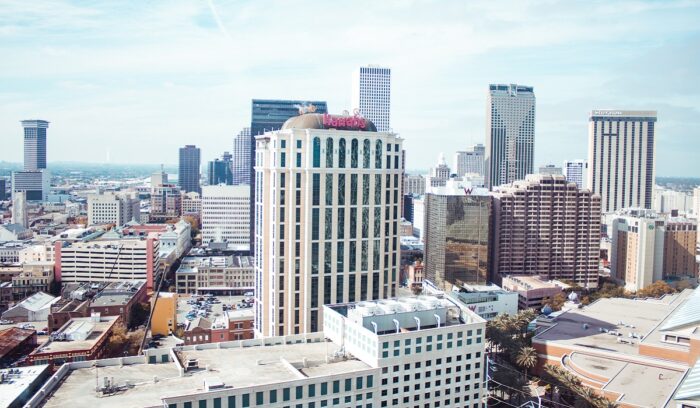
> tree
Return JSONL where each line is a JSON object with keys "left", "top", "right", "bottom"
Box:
{"left": 543, "top": 292, "right": 567, "bottom": 311}
{"left": 128, "top": 302, "right": 151, "bottom": 329}
{"left": 410, "top": 285, "right": 423, "bottom": 296}
{"left": 637, "top": 280, "right": 675, "bottom": 298}
{"left": 515, "top": 346, "right": 538, "bottom": 376}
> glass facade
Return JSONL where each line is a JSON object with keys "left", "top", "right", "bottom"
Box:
{"left": 424, "top": 194, "right": 493, "bottom": 288}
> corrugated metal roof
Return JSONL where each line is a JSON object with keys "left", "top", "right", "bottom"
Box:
{"left": 676, "top": 360, "right": 700, "bottom": 400}
{"left": 660, "top": 288, "right": 700, "bottom": 332}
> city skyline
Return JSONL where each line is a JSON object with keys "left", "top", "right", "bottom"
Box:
{"left": 1, "top": 1, "right": 699, "bottom": 176}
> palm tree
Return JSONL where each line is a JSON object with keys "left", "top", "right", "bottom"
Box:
{"left": 515, "top": 346, "right": 538, "bottom": 376}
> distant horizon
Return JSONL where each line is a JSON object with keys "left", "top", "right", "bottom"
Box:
{"left": 0, "top": 160, "right": 697, "bottom": 180}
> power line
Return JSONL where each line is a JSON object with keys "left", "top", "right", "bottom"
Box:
{"left": 489, "top": 378, "right": 576, "bottom": 408}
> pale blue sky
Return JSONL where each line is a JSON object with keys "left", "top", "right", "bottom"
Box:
{"left": 1, "top": 0, "right": 699, "bottom": 176}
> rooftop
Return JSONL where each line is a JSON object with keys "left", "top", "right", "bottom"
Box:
{"left": 12, "top": 291, "right": 57, "bottom": 312}
{"left": 42, "top": 339, "right": 371, "bottom": 408}
{"left": 0, "top": 365, "right": 50, "bottom": 408}
{"left": 30, "top": 315, "right": 119, "bottom": 355}
{"left": 0, "top": 327, "right": 35, "bottom": 358}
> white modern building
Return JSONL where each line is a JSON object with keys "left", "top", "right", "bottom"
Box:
{"left": 485, "top": 84, "right": 536, "bottom": 190}
{"left": 201, "top": 185, "right": 250, "bottom": 250}
{"left": 654, "top": 186, "right": 693, "bottom": 215}
{"left": 423, "top": 280, "right": 518, "bottom": 320}
{"left": 694, "top": 187, "right": 700, "bottom": 219}
{"left": 352, "top": 65, "right": 391, "bottom": 132}
{"left": 254, "top": 112, "right": 403, "bottom": 336}
{"left": 232, "top": 127, "right": 252, "bottom": 185}
{"left": 454, "top": 144, "right": 485, "bottom": 177}
{"left": 412, "top": 196, "right": 426, "bottom": 242}
{"left": 29, "top": 295, "right": 486, "bottom": 408}
{"left": 87, "top": 192, "right": 140, "bottom": 226}
{"left": 587, "top": 110, "right": 657, "bottom": 213}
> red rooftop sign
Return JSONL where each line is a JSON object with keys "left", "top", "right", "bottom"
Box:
{"left": 322, "top": 113, "right": 367, "bottom": 130}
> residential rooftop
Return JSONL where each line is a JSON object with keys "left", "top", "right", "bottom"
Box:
{"left": 0, "top": 365, "right": 50, "bottom": 408}
{"left": 30, "top": 315, "right": 119, "bottom": 355}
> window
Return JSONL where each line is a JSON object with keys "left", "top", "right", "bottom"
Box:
{"left": 351, "top": 139, "right": 359, "bottom": 168}
{"left": 296, "top": 386, "right": 303, "bottom": 399}
{"left": 256, "top": 392, "right": 264, "bottom": 405}
{"left": 363, "top": 139, "right": 371, "bottom": 168}
{"left": 199, "top": 401, "right": 207, "bottom": 408}
{"left": 345, "top": 378, "right": 352, "bottom": 391}
{"left": 313, "top": 137, "right": 321, "bottom": 167}
{"left": 283, "top": 388, "right": 290, "bottom": 401}
{"left": 339, "top": 138, "right": 346, "bottom": 168}
{"left": 375, "top": 140, "right": 382, "bottom": 168}
{"left": 309, "top": 384, "right": 316, "bottom": 397}
{"left": 326, "top": 138, "right": 334, "bottom": 168}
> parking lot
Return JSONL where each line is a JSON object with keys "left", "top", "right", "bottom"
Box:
{"left": 176, "top": 294, "right": 253, "bottom": 326}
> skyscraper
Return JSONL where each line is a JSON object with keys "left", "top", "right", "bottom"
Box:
{"left": 21, "top": 120, "right": 48, "bottom": 171}
{"left": 587, "top": 110, "right": 657, "bottom": 213}
{"left": 13, "top": 120, "right": 50, "bottom": 201}
{"left": 249, "top": 99, "right": 328, "bottom": 253}
{"left": 538, "top": 164, "right": 562, "bottom": 175}
{"left": 254, "top": 111, "right": 402, "bottom": 336}
{"left": 454, "top": 144, "right": 485, "bottom": 177}
{"left": 207, "top": 152, "right": 233, "bottom": 185}
{"left": 492, "top": 174, "right": 601, "bottom": 288}
{"left": 485, "top": 84, "right": 536, "bottom": 189}
{"left": 178, "top": 145, "right": 201, "bottom": 194}
{"left": 564, "top": 160, "right": 588, "bottom": 189}
{"left": 352, "top": 65, "right": 391, "bottom": 132}
{"left": 424, "top": 185, "right": 492, "bottom": 290}
{"left": 232, "top": 127, "right": 251, "bottom": 185}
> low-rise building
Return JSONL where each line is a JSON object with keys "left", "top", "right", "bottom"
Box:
{"left": 501, "top": 275, "right": 569, "bottom": 310}
{"left": 183, "top": 309, "right": 254, "bottom": 345}
{"left": 32, "top": 295, "right": 487, "bottom": 408}
{"left": 425, "top": 281, "right": 519, "bottom": 321}
{"left": 1, "top": 292, "right": 58, "bottom": 323}
{"left": 406, "top": 260, "right": 424, "bottom": 290}
{"left": 175, "top": 255, "right": 254, "bottom": 295}
{"left": 26, "top": 314, "right": 120, "bottom": 368}
{"left": 151, "top": 292, "right": 177, "bottom": 336}
{"left": 88, "top": 280, "right": 147, "bottom": 327}
{"left": 533, "top": 287, "right": 700, "bottom": 407}
{"left": 87, "top": 192, "right": 140, "bottom": 226}
{"left": 0, "top": 365, "right": 51, "bottom": 408}
{"left": 0, "top": 224, "right": 32, "bottom": 242}
{"left": 0, "top": 327, "right": 37, "bottom": 366}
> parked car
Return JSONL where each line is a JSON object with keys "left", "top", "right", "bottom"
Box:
{"left": 37, "top": 330, "right": 48, "bottom": 335}
{"left": 0, "top": 320, "right": 12, "bottom": 325}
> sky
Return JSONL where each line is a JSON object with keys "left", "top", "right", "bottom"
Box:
{"left": 1, "top": 0, "right": 699, "bottom": 176}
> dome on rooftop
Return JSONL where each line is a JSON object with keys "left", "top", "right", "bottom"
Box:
{"left": 281, "top": 113, "right": 377, "bottom": 132}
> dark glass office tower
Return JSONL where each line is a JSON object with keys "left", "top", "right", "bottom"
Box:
{"left": 424, "top": 194, "right": 493, "bottom": 289}
{"left": 207, "top": 152, "right": 233, "bottom": 185}
{"left": 249, "top": 99, "right": 327, "bottom": 253}
{"left": 21, "top": 120, "right": 49, "bottom": 171}
{"left": 179, "top": 145, "right": 201, "bottom": 194}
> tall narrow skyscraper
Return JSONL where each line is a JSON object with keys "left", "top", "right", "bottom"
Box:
{"left": 13, "top": 120, "right": 50, "bottom": 201}
{"left": 249, "top": 100, "right": 328, "bottom": 253}
{"left": 232, "top": 127, "right": 251, "bottom": 185}
{"left": 254, "top": 111, "right": 402, "bottom": 336}
{"left": 207, "top": 152, "right": 233, "bottom": 185}
{"left": 352, "top": 65, "right": 391, "bottom": 132}
{"left": 178, "top": 145, "right": 201, "bottom": 194}
{"left": 587, "top": 110, "right": 657, "bottom": 213}
{"left": 485, "top": 84, "right": 536, "bottom": 189}
{"left": 21, "top": 120, "right": 49, "bottom": 171}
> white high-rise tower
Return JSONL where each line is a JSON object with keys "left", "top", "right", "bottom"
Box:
{"left": 485, "top": 84, "right": 536, "bottom": 189}
{"left": 587, "top": 110, "right": 657, "bottom": 213}
{"left": 352, "top": 65, "right": 391, "bottom": 132}
{"left": 254, "top": 112, "right": 403, "bottom": 337}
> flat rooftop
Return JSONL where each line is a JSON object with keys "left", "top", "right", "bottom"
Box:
{"left": 534, "top": 291, "right": 690, "bottom": 354}
{"left": 43, "top": 341, "right": 371, "bottom": 408}
{"left": 0, "top": 365, "right": 50, "bottom": 407}
{"left": 31, "top": 315, "right": 119, "bottom": 355}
